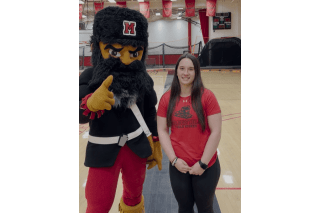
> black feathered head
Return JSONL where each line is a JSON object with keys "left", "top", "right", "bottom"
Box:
{"left": 90, "top": 6, "right": 149, "bottom": 67}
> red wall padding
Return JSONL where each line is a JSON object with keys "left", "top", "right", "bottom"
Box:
{"left": 147, "top": 55, "right": 162, "bottom": 65}
{"left": 79, "top": 56, "right": 92, "bottom": 67}
{"left": 79, "top": 54, "right": 199, "bottom": 67}
{"left": 148, "top": 54, "right": 199, "bottom": 65}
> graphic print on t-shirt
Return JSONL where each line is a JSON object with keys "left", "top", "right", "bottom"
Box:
{"left": 173, "top": 105, "right": 199, "bottom": 128}
{"left": 174, "top": 105, "right": 193, "bottom": 119}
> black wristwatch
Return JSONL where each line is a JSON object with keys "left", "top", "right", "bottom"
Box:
{"left": 198, "top": 160, "right": 208, "bottom": 170}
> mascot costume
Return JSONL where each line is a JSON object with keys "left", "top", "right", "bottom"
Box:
{"left": 79, "top": 6, "right": 162, "bottom": 213}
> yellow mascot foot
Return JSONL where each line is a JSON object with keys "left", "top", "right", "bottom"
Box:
{"left": 119, "top": 195, "right": 145, "bottom": 213}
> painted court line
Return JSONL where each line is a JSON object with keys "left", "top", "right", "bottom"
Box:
{"left": 79, "top": 124, "right": 89, "bottom": 135}
{"left": 222, "top": 116, "right": 241, "bottom": 121}
{"left": 222, "top": 112, "right": 241, "bottom": 117}
{"left": 217, "top": 187, "right": 241, "bottom": 190}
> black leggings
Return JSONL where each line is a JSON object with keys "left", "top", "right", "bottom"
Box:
{"left": 169, "top": 157, "right": 221, "bottom": 213}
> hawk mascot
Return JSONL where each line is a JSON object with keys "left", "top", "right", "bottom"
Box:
{"left": 79, "top": 6, "right": 162, "bottom": 213}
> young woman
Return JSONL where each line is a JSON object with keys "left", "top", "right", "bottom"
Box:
{"left": 157, "top": 53, "right": 222, "bottom": 213}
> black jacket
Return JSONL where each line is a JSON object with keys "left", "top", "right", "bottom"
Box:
{"left": 79, "top": 68, "right": 158, "bottom": 167}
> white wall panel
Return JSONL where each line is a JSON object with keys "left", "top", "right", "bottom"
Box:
{"left": 148, "top": 19, "right": 188, "bottom": 55}
{"left": 148, "top": 18, "right": 204, "bottom": 55}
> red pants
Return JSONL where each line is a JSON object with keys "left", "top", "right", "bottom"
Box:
{"left": 85, "top": 144, "right": 147, "bottom": 213}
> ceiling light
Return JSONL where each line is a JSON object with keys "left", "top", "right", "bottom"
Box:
{"left": 156, "top": 13, "right": 161, "bottom": 16}
{"left": 171, "top": 0, "right": 177, "bottom": 1}
{"left": 178, "top": 8, "right": 183, "bottom": 9}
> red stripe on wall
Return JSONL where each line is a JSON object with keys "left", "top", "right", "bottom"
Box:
{"left": 79, "top": 56, "right": 92, "bottom": 67}
{"left": 146, "top": 54, "right": 199, "bottom": 65}
{"left": 79, "top": 54, "right": 199, "bottom": 67}
{"left": 147, "top": 55, "right": 163, "bottom": 65}
{"left": 165, "top": 54, "right": 180, "bottom": 65}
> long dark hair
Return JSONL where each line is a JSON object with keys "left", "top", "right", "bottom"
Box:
{"left": 166, "top": 53, "right": 206, "bottom": 131}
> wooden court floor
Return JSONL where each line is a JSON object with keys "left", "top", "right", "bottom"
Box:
{"left": 79, "top": 70, "right": 241, "bottom": 213}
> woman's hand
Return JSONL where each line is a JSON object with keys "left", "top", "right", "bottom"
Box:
{"left": 189, "top": 162, "right": 205, "bottom": 176}
{"left": 174, "top": 158, "right": 191, "bottom": 174}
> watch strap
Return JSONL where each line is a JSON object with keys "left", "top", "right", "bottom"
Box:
{"left": 199, "top": 160, "right": 208, "bottom": 170}
{"left": 171, "top": 157, "right": 178, "bottom": 166}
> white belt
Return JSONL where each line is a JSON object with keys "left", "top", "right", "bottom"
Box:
{"left": 88, "top": 127, "right": 143, "bottom": 145}
{"left": 130, "top": 104, "right": 151, "bottom": 137}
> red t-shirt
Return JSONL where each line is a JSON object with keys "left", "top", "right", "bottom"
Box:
{"left": 157, "top": 88, "right": 221, "bottom": 168}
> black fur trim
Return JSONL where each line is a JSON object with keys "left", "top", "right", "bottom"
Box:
{"left": 90, "top": 6, "right": 149, "bottom": 67}
{"left": 88, "top": 57, "right": 152, "bottom": 108}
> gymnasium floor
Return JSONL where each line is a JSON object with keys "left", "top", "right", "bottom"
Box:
{"left": 79, "top": 68, "right": 241, "bottom": 213}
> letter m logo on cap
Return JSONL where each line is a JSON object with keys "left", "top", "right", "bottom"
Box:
{"left": 123, "top": 21, "right": 136, "bottom": 36}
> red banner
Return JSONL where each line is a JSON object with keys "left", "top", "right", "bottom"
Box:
{"left": 162, "top": 0, "right": 172, "bottom": 17}
{"left": 94, "top": 2, "right": 104, "bottom": 14}
{"left": 139, "top": 2, "right": 150, "bottom": 18}
{"left": 199, "top": 9, "right": 209, "bottom": 44}
{"left": 79, "top": 4, "right": 83, "bottom": 20}
{"left": 185, "top": 0, "right": 195, "bottom": 17}
{"left": 206, "top": 0, "right": 217, "bottom": 16}
{"left": 116, "top": 1, "right": 127, "bottom": 8}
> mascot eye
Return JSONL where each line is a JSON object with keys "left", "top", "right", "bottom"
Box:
{"left": 109, "top": 49, "right": 121, "bottom": 57}
{"left": 130, "top": 52, "right": 139, "bottom": 58}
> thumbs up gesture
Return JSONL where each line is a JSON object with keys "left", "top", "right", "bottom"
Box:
{"left": 87, "top": 75, "right": 115, "bottom": 112}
